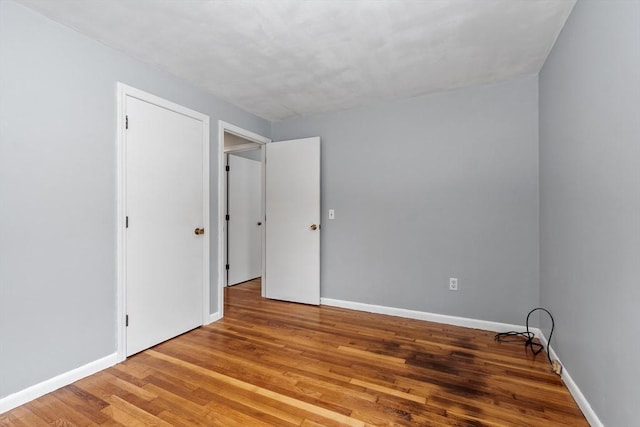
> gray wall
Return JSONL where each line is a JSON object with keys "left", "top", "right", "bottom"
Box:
{"left": 272, "top": 75, "right": 539, "bottom": 325}
{"left": 539, "top": 1, "right": 640, "bottom": 425}
{"left": 0, "top": 1, "right": 269, "bottom": 398}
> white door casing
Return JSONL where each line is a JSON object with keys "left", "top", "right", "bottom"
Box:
{"left": 227, "top": 154, "right": 262, "bottom": 285}
{"left": 265, "top": 137, "right": 321, "bottom": 305}
{"left": 116, "top": 84, "right": 210, "bottom": 360}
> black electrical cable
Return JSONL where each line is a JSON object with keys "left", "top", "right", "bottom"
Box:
{"left": 494, "top": 307, "right": 554, "bottom": 365}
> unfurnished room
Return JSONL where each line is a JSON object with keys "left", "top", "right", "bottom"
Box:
{"left": 0, "top": 0, "right": 638, "bottom": 425}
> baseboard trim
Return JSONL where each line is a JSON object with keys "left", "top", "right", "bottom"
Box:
{"left": 0, "top": 352, "right": 118, "bottom": 415}
{"left": 321, "top": 297, "right": 601, "bottom": 427}
{"left": 533, "top": 329, "right": 603, "bottom": 427}
{"left": 320, "top": 297, "right": 525, "bottom": 333}
{"left": 208, "top": 311, "right": 222, "bottom": 324}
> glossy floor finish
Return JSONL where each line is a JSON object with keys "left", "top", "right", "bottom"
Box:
{"left": 0, "top": 279, "right": 587, "bottom": 426}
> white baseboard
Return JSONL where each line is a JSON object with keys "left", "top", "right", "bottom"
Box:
{"left": 321, "top": 297, "right": 601, "bottom": 427}
{"left": 208, "top": 311, "right": 222, "bottom": 324}
{"left": 0, "top": 352, "right": 118, "bottom": 415}
{"left": 533, "top": 329, "right": 603, "bottom": 427}
{"left": 320, "top": 297, "right": 525, "bottom": 333}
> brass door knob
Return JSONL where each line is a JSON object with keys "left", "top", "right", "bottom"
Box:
{"left": 194, "top": 227, "right": 205, "bottom": 235}
{"left": 309, "top": 224, "right": 318, "bottom": 231}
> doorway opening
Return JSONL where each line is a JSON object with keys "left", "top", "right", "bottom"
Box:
{"left": 225, "top": 136, "right": 262, "bottom": 287}
{"left": 216, "top": 123, "right": 322, "bottom": 319}
{"left": 216, "top": 122, "right": 270, "bottom": 319}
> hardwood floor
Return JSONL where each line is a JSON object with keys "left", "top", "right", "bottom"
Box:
{"left": 1, "top": 279, "right": 587, "bottom": 426}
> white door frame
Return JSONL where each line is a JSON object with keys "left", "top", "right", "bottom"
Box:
{"left": 116, "top": 83, "right": 210, "bottom": 362}
{"left": 216, "top": 121, "right": 270, "bottom": 319}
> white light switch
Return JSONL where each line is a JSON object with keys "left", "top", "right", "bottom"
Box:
{"left": 328, "top": 209, "right": 335, "bottom": 219}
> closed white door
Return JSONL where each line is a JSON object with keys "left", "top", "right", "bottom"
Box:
{"left": 125, "top": 95, "right": 206, "bottom": 356}
{"left": 227, "top": 153, "right": 262, "bottom": 285}
{"left": 265, "top": 137, "right": 320, "bottom": 305}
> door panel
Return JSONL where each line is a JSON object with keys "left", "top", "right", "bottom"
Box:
{"left": 227, "top": 153, "right": 262, "bottom": 285}
{"left": 125, "top": 96, "right": 204, "bottom": 356}
{"left": 265, "top": 137, "right": 320, "bottom": 305}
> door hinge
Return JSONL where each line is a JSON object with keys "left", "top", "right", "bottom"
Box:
{"left": 126, "top": 216, "right": 129, "bottom": 228}
{"left": 225, "top": 264, "right": 229, "bottom": 270}
{"left": 225, "top": 165, "right": 230, "bottom": 172}
{"left": 125, "top": 314, "right": 129, "bottom": 327}
{"left": 225, "top": 214, "right": 230, "bottom": 221}
{"left": 125, "top": 115, "right": 129, "bottom": 130}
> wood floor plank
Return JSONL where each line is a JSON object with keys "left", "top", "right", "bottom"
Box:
{"left": 0, "top": 278, "right": 588, "bottom": 426}
{"left": 146, "top": 350, "right": 367, "bottom": 426}
{"left": 0, "top": 406, "right": 50, "bottom": 427}
{"left": 101, "top": 394, "right": 172, "bottom": 426}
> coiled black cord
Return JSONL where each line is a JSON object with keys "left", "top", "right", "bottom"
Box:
{"left": 494, "top": 307, "right": 554, "bottom": 364}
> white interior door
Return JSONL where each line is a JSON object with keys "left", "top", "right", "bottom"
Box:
{"left": 265, "top": 137, "right": 320, "bottom": 305}
{"left": 227, "top": 153, "right": 262, "bottom": 285}
{"left": 125, "top": 95, "right": 206, "bottom": 356}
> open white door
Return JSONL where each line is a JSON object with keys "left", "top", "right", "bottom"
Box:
{"left": 265, "top": 137, "right": 320, "bottom": 305}
{"left": 227, "top": 154, "right": 262, "bottom": 285}
{"left": 125, "top": 94, "right": 207, "bottom": 356}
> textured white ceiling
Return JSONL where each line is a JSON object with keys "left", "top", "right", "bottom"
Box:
{"left": 18, "top": 0, "right": 575, "bottom": 121}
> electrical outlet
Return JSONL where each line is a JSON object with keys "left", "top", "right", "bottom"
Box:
{"left": 449, "top": 278, "right": 458, "bottom": 291}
